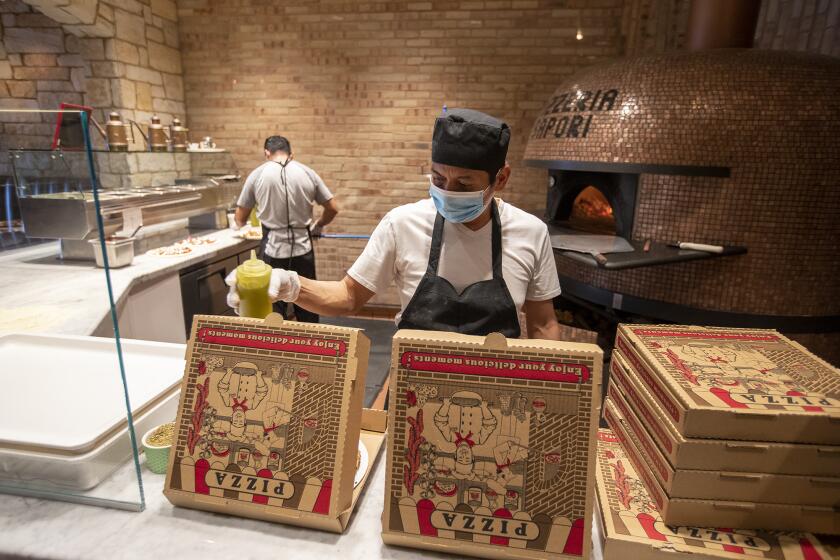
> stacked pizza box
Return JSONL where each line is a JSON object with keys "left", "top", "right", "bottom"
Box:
{"left": 602, "top": 324, "right": 840, "bottom": 535}
{"left": 593, "top": 428, "right": 835, "bottom": 560}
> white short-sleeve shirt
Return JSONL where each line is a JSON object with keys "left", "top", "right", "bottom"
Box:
{"left": 237, "top": 160, "right": 333, "bottom": 259}
{"left": 348, "top": 198, "right": 561, "bottom": 325}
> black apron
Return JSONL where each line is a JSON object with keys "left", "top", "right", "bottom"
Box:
{"left": 398, "top": 200, "right": 521, "bottom": 338}
{"left": 259, "top": 223, "right": 311, "bottom": 266}
{"left": 258, "top": 158, "right": 312, "bottom": 267}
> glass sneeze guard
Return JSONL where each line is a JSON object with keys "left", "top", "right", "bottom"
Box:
{"left": 0, "top": 109, "right": 158, "bottom": 511}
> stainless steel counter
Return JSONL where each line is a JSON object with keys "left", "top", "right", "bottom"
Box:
{"left": 18, "top": 181, "right": 239, "bottom": 241}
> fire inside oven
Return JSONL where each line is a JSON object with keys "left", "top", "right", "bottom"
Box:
{"left": 545, "top": 170, "right": 638, "bottom": 239}
{"left": 569, "top": 186, "right": 614, "bottom": 235}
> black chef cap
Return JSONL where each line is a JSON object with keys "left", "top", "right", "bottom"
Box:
{"left": 432, "top": 108, "right": 510, "bottom": 179}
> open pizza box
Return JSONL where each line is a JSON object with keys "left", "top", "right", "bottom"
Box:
{"left": 163, "top": 313, "right": 386, "bottom": 533}
{"left": 614, "top": 324, "right": 840, "bottom": 444}
{"left": 381, "top": 329, "right": 603, "bottom": 560}
{"left": 604, "top": 396, "right": 840, "bottom": 534}
{"left": 593, "top": 428, "right": 834, "bottom": 560}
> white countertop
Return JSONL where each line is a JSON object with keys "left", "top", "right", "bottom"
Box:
{"left": 0, "top": 229, "right": 255, "bottom": 337}
{"left": 0, "top": 453, "right": 467, "bottom": 560}
{"left": 0, "top": 452, "right": 605, "bottom": 559}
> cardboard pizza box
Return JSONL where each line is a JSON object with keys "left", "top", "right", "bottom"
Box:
{"left": 605, "top": 396, "right": 840, "bottom": 534}
{"left": 593, "top": 428, "right": 833, "bottom": 560}
{"left": 819, "top": 535, "right": 840, "bottom": 558}
{"left": 615, "top": 324, "right": 840, "bottom": 444}
{"left": 604, "top": 393, "right": 840, "bottom": 507}
{"left": 609, "top": 350, "right": 840, "bottom": 477}
{"left": 381, "top": 330, "right": 603, "bottom": 560}
{"left": 163, "top": 314, "right": 386, "bottom": 533}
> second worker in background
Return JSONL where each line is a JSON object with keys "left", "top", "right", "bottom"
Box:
{"left": 234, "top": 135, "right": 339, "bottom": 323}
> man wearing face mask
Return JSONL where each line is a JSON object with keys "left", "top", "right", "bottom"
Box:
{"left": 227, "top": 108, "right": 563, "bottom": 340}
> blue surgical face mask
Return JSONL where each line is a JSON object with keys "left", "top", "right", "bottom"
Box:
{"left": 428, "top": 177, "right": 493, "bottom": 223}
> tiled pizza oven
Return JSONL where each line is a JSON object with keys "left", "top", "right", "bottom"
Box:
{"left": 524, "top": 49, "right": 840, "bottom": 364}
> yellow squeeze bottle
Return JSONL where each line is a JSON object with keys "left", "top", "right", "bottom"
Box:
{"left": 236, "top": 250, "right": 273, "bottom": 319}
{"left": 249, "top": 206, "right": 261, "bottom": 227}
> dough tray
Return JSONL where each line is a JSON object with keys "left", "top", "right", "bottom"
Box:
{"left": 0, "top": 334, "right": 185, "bottom": 490}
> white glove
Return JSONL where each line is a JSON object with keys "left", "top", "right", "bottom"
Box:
{"left": 227, "top": 213, "right": 241, "bottom": 231}
{"left": 225, "top": 268, "right": 301, "bottom": 315}
{"left": 310, "top": 223, "right": 323, "bottom": 238}
{"left": 268, "top": 268, "right": 301, "bottom": 302}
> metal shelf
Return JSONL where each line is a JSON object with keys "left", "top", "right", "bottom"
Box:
{"left": 555, "top": 239, "right": 747, "bottom": 270}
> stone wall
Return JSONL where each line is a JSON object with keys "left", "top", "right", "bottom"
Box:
{"left": 754, "top": 0, "right": 840, "bottom": 55}
{"left": 0, "top": 0, "right": 87, "bottom": 163}
{"left": 621, "top": 0, "right": 840, "bottom": 57}
{"left": 1, "top": 0, "right": 186, "bottom": 157}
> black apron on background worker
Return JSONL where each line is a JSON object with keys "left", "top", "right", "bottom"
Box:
{"left": 398, "top": 199, "right": 520, "bottom": 338}
{"left": 259, "top": 157, "right": 318, "bottom": 323}
{"left": 234, "top": 135, "right": 337, "bottom": 324}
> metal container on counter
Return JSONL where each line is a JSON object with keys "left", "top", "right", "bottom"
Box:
{"left": 148, "top": 115, "right": 169, "bottom": 152}
{"left": 105, "top": 112, "right": 132, "bottom": 152}
{"left": 88, "top": 236, "right": 134, "bottom": 268}
{"left": 169, "top": 117, "right": 189, "bottom": 152}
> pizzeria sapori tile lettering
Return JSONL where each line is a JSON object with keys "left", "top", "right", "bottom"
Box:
{"left": 529, "top": 88, "right": 621, "bottom": 140}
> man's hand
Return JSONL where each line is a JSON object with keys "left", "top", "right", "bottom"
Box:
{"left": 234, "top": 206, "right": 251, "bottom": 229}
{"left": 524, "top": 299, "right": 563, "bottom": 340}
{"left": 225, "top": 268, "right": 301, "bottom": 314}
{"left": 310, "top": 223, "right": 324, "bottom": 238}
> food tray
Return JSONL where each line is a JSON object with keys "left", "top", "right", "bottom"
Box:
{"left": 0, "top": 334, "right": 184, "bottom": 490}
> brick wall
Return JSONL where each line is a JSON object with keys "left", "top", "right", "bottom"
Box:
{"left": 524, "top": 410, "right": 584, "bottom": 518}
{"left": 177, "top": 0, "right": 840, "bottom": 309}
{"left": 5, "top": 0, "right": 839, "bottom": 306}
{"left": 754, "top": 0, "right": 840, "bottom": 55}
{"left": 176, "top": 0, "right": 627, "bottom": 305}
{"left": 620, "top": 0, "right": 689, "bottom": 57}
{"left": 58, "top": 0, "right": 188, "bottom": 143}
{"left": 622, "top": 0, "right": 840, "bottom": 57}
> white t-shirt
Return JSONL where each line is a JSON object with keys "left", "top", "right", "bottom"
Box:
{"left": 237, "top": 160, "right": 333, "bottom": 259}
{"left": 348, "top": 198, "right": 562, "bottom": 325}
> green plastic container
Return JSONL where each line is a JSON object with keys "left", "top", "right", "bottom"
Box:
{"left": 142, "top": 423, "right": 173, "bottom": 475}
{"left": 237, "top": 249, "right": 273, "bottom": 319}
{"left": 248, "top": 206, "right": 261, "bottom": 227}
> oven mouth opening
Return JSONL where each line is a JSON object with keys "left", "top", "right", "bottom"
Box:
{"left": 567, "top": 186, "right": 616, "bottom": 235}
{"left": 546, "top": 170, "right": 637, "bottom": 241}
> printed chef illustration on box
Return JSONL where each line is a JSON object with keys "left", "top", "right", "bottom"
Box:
{"left": 594, "top": 429, "right": 832, "bottom": 560}
{"left": 383, "top": 332, "right": 601, "bottom": 559}
{"left": 618, "top": 326, "right": 840, "bottom": 413}
{"left": 165, "top": 316, "right": 354, "bottom": 515}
